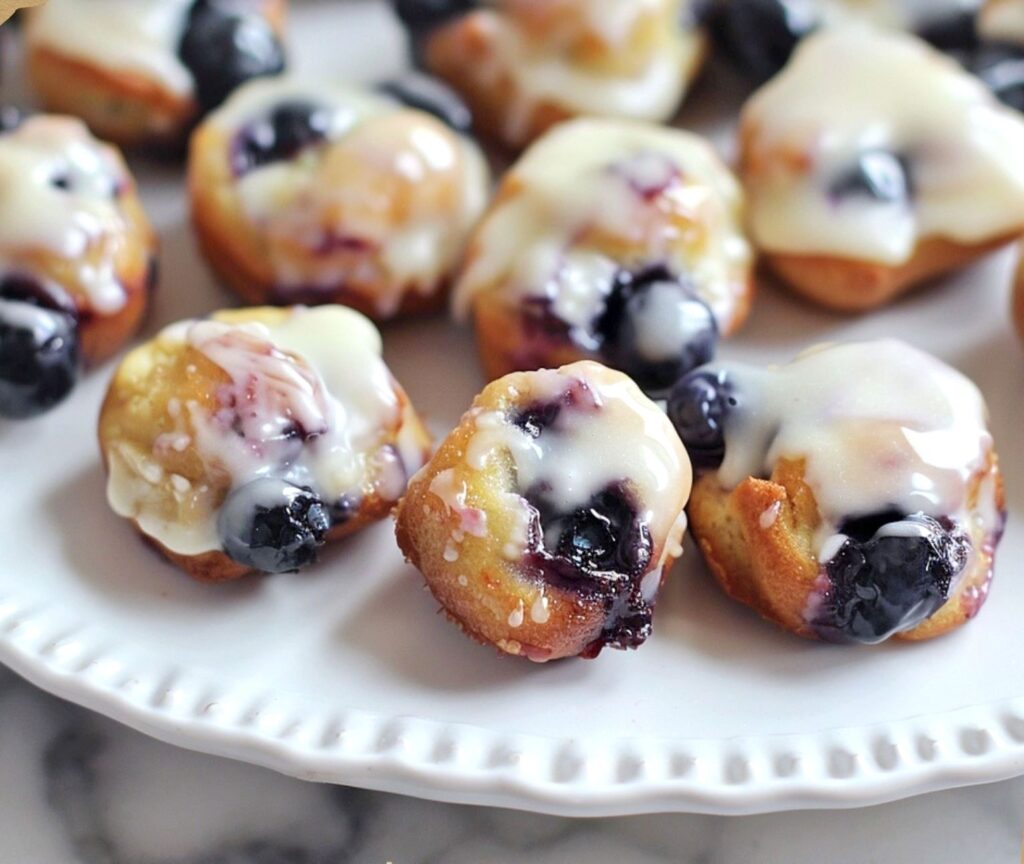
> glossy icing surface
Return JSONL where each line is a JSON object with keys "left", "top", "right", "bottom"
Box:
{"left": 206, "top": 77, "right": 490, "bottom": 316}
{"left": 106, "top": 306, "right": 423, "bottom": 555}
{"left": 457, "top": 361, "right": 691, "bottom": 572}
{"left": 0, "top": 116, "right": 131, "bottom": 315}
{"left": 708, "top": 340, "right": 1000, "bottom": 554}
{"left": 454, "top": 118, "right": 751, "bottom": 332}
{"left": 28, "top": 0, "right": 195, "bottom": 96}
{"left": 741, "top": 28, "right": 1024, "bottom": 264}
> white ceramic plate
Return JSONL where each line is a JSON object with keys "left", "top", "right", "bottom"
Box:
{"left": 2, "top": 0, "right": 1024, "bottom": 818}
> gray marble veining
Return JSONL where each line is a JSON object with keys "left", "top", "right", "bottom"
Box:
{"left": 0, "top": 667, "right": 1020, "bottom": 863}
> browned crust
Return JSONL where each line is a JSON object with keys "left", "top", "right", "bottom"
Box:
{"left": 423, "top": 13, "right": 707, "bottom": 152}
{"left": 762, "top": 233, "right": 1019, "bottom": 312}
{"left": 688, "top": 455, "right": 1005, "bottom": 643}
{"left": 24, "top": 0, "right": 287, "bottom": 148}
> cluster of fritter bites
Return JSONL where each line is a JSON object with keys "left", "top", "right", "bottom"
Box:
{"left": 0, "top": 0, "right": 1018, "bottom": 665}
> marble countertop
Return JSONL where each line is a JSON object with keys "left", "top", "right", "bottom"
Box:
{"left": 1, "top": 668, "right": 1019, "bottom": 863}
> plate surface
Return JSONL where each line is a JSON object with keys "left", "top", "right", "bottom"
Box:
{"left": 2, "top": 0, "right": 1024, "bottom": 817}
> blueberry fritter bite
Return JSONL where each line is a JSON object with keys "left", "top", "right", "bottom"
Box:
{"left": 99, "top": 306, "right": 432, "bottom": 582}
{"left": 739, "top": 28, "right": 1024, "bottom": 311}
{"left": 395, "top": 0, "right": 709, "bottom": 151}
{"left": 671, "top": 340, "right": 1006, "bottom": 644}
{"left": 453, "top": 118, "right": 754, "bottom": 395}
{"left": 395, "top": 361, "right": 692, "bottom": 661}
{"left": 25, "top": 0, "right": 286, "bottom": 149}
{"left": 0, "top": 114, "right": 156, "bottom": 420}
{"left": 189, "top": 77, "right": 490, "bottom": 320}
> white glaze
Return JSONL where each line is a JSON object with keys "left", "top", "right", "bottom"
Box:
{"left": 710, "top": 340, "right": 1000, "bottom": 555}
{"left": 980, "top": 0, "right": 1024, "bottom": 42}
{"left": 207, "top": 77, "right": 490, "bottom": 317}
{"left": 453, "top": 118, "right": 751, "bottom": 332}
{"left": 459, "top": 361, "right": 691, "bottom": 567}
{"left": 742, "top": 29, "right": 1024, "bottom": 265}
{"left": 0, "top": 116, "right": 131, "bottom": 315}
{"left": 28, "top": 0, "right": 195, "bottom": 97}
{"left": 106, "top": 306, "right": 423, "bottom": 556}
{"left": 460, "top": 0, "right": 704, "bottom": 143}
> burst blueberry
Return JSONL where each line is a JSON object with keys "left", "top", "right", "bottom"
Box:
{"left": 231, "top": 100, "right": 332, "bottom": 175}
{"left": 218, "top": 478, "right": 331, "bottom": 573}
{"left": 376, "top": 73, "right": 473, "bottom": 134}
{"left": 813, "top": 513, "right": 970, "bottom": 644}
{"left": 179, "top": 1, "right": 286, "bottom": 113}
{"left": 666, "top": 368, "right": 735, "bottom": 469}
{"left": 0, "top": 299, "right": 80, "bottom": 420}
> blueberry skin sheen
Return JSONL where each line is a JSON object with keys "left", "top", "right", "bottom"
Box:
{"left": 704, "top": 0, "right": 819, "bottom": 83}
{"left": 391, "top": 0, "right": 478, "bottom": 34}
{"left": 666, "top": 367, "right": 736, "bottom": 470}
{"left": 231, "top": 100, "right": 332, "bottom": 176}
{"left": 218, "top": 478, "right": 331, "bottom": 574}
{"left": 0, "top": 299, "right": 81, "bottom": 420}
{"left": 814, "top": 513, "right": 971, "bottom": 644}
{"left": 968, "top": 45, "right": 1024, "bottom": 113}
{"left": 829, "top": 151, "right": 913, "bottom": 205}
{"left": 605, "top": 276, "right": 719, "bottom": 396}
{"left": 376, "top": 73, "right": 474, "bottom": 134}
{"left": 179, "top": 1, "right": 286, "bottom": 113}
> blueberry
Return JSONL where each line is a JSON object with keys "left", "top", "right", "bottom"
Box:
{"left": 602, "top": 273, "right": 718, "bottom": 396}
{"left": 179, "top": 1, "right": 286, "bottom": 113}
{"left": 917, "top": 11, "right": 979, "bottom": 53}
{"left": 0, "top": 272, "right": 77, "bottom": 316}
{"left": 0, "top": 106, "right": 25, "bottom": 134}
{"left": 0, "top": 299, "right": 80, "bottom": 420}
{"left": 510, "top": 400, "right": 562, "bottom": 439}
{"left": 231, "top": 100, "right": 332, "bottom": 175}
{"left": 376, "top": 73, "right": 473, "bottom": 134}
{"left": 666, "top": 368, "right": 735, "bottom": 470}
{"left": 553, "top": 487, "right": 653, "bottom": 577}
{"left": 829, "top": 151, "right": 913, "bottom": 205}
{"left": 967, "top": 44, "right": 1024, "bottom": 112}
{"left": 218, "top": 478, "right": 331, "bottom": 574}
{"left": 814, "top": 514, "right": 970, "bottom": 644}
{"left": 391, "top": 0, "right": 478, "bottom": 34}
{"left": 705, "top": 0, "right": 818, "bottom": 83}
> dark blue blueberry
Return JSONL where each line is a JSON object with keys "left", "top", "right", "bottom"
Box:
{"left": 814, "top": 513, "right": 970, "bottom": 644}
{"left": 376, "top": 73, "right": 473, "bottom": 134}
{"left": 0, "top": 272, "right": 77, "bottom": 317}
{"left": 391, "top": 0, "right": 478, "bottom": 34}
{"left": 0, "top": 299, "right": 80, "bottom": 420}
{"left": 917, "top": 10, "right": 979, "bottom": 53}
{"left": 510, "top": 400, "right": 563, "bottom": 439}
{"left": 666, "top": 368, "right": 735, "bottom": 470}
{"left": 525, "top": 482, "right": 654, "bottom": 652}
{"left": 601, "top": 272, "right": 718, "bottom": 396}
{"left": 704, "top": 0, "right": 818, "bottom": 83}
{"left": 829, "top": 151, "right": 913, "bottom": 204}
{"left": 218, "top": 478, "right": 331, "bottom": 574}
{"left": 967, "top": 44, "right": 1024, "bottom": 112}
{"left": 231, "top": 100, "right": 332, "bottom": 176}
{"left": 552, "top": 487, "right": 653, "bottom": 577}
{"left": 179, "top": 1, "right": 286, "bottom": 113}
{"left": 0, "top": 106, "right": 25, "bottom": 134}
